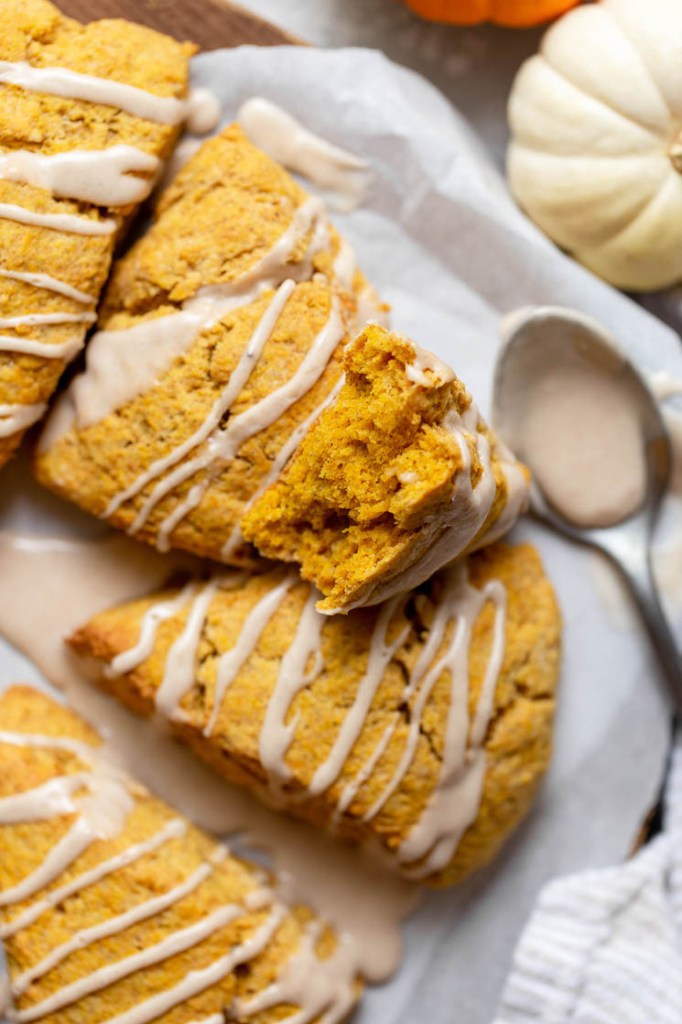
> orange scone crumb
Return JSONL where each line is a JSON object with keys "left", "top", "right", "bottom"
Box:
{"left": 242, "top": 324, "right": 530, "bottom": 612}
{"left": 0, "top": 0, "right": 194, "bottom": 468}
{"left": 69, "top": 542, "right": 560, "bottom": 888}
{"left": 0, "top": 687, "right": 361, "bottom": 1024}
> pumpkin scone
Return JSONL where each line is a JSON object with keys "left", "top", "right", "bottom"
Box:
{"left": 0, "top": 686, "right": 361, "bottom": 1024}
{"left": 0, "top": 0, "right": 196, "bottom": 468}
{"left": 34, "top": 124, "right": 385, "bottom": 566}
{"left": 69, "top": 542, "right": 561, "bottom": 888}
{"left": 242, "top": 324, "right": 530, "bottom": 612}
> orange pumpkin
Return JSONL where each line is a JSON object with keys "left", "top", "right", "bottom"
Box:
{"left": 403, "top": 0, "right": 580, "bottom": 26}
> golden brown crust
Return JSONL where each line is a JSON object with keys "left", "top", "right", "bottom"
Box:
{"left": 0, "top": 686, "right": 361, "bottom": 1024}
{"left": 101, "top": 125, "right": 344, "bottom": 315}
{"left": 69, "top": 543, "right": 561, "bottom": 887}
{"left": 36, "top": 282, "right": 345, "bottom": 562}
{"left": 34, "top": 126, "right": 374, "bottom": 566}
{"left": 0, "top": 0, "right": 194, "bottom": 468}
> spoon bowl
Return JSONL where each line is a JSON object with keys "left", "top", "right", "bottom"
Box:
{"left": 493, "top": 305, "right": 682, "bottom": 715}
{"left": 494, "top": 306, "right": 671, "bottom": 533}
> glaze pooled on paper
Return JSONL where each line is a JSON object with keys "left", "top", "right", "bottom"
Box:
{"left": 0, "top": 531, "right": 417, "bottom": 984}
{"left": 239, "top": 97, "right": 371, "bottom": 211}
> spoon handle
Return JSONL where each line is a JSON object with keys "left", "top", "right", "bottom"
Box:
{"left": 599, "top": 533, "right": 682, "bottom": 718}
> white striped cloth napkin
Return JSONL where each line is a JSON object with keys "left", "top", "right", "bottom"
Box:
{"left": 495, "top": 736, "right": 682, "bottom": 1024}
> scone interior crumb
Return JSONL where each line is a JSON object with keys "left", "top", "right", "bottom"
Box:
{"left": 242, "top": 323, "right": 475, "bottom": 604}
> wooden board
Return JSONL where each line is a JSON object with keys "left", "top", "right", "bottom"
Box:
{"left": 57, "top": 0, "right": 298, "bottom": 50}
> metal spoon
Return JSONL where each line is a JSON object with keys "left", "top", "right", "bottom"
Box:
{"left": 492, "top": 305, "right": 682, "bottom": 716}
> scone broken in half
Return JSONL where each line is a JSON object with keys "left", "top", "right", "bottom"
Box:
{"left": 242, "top": 324, "right": 530, "bottom": 612}
{"left": 0, "top": 0, "right": 194, "bottom": 468}
{"left": 69, "top": 542, "right": 560, "bottom": 888}
{"left": 0, "top": 687, "right": 361, "bottom": 1024}
{"left": 34, "top": 124, "right": 383, "bottom": 564}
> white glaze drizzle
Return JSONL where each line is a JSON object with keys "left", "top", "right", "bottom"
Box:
{"left": 238, "top": 98, "right": 371, "bottom": 212}
{"left": 0, "top": 818, "right": 187, "bottom": 939}
{"left": 106, "top": 585, "right": 199, "bottom": 679}
{"left": 309, "top": 596, "right": 411, "bottom": 797}
{"left": 0, "top": 333, "right": 83, "bottom": 360}
{"left": 0, "top": 774, "right": 87, "bottom": 824}
{"left": 54, "top": 308, "right": 234, "bottom": 445}
{"left": 0, "top": 62, "right": 219, "bottom": 130}
{"left": 405, "top": 342, "right": 454, "bottom": 386}
{"left": 0, "top": 58, "right": 216, "bottom": 408}
{"left": 0, "top": 58, "right": 186, "bottom": 438}
{"left": 395, "top": 571, "right": 507, "bottom": 878}
{"left": 92, "top": 306, "right": 249, "bottom": 511}
{"left": 232, "top": 922, "right": 357, "bottom": 1024}
{"left": 0, "top": 728, "right": 351, "bottom": 1024}
{"left": 0, "top": 311, "right": 95, "bottom": 328}
{"left": 204, "top": 575, "right": 297, "bottom": 737}
{"left": 0, "top": 145, "right": 159, "bottom": 206}
{"left": 449, "top": 406, "right": 495, "bottom": 526}
{"left": 225, "top": 195, "right": 330, "bottom": 290}
{"left": 356, "top": 579, "right": 481, "bottom": 826}
{"left": 0, "top": 269, "right": 94, "bottom": 304}
{"left": 0, "top": 731, "right": 96, "bottom": 759}
{"left": 154, "top": 582, "right": 219, "bottom": 718}
{"left": 11, "top": 854, "right": 224, "bottom": 997}
{"left": 183, "top": 89, "right": 222, "bottom": 135}
{"left": 471, "top": 586, "right": 508, "bottom": 747}
{"left": 0, "top": 202, "right": 116, "bottom": 235}
{"left": 333, "top": 726, "right": 395, "bottom": 826}
{"left": 86, "top": 195, "right": 328, "bottom": 527}
{"left": 358, "top": 720, "right": 421, "bottom": 826}
{"left": 481, "top": 446, "right": 529, "bottom": 544}
{"left": 0, "top": 403, "right": 47, "bottom": 436}
{"left": 126, "top": 278, "right": 299, "bottom": 541}
{"left": 112, "top": 289, "right": 341, "bottom": 552}
{"left": 0, "top": 731, "right": 132, "bottom": 911}
{"left": 153, "top": 298, "right": 343, "bottom": 554}
{"left": 93, "top": 905, "right": 286, "bottom": 1024}
{"left": 259, "top": 589, "right": 326, "bottom": 785}
{"left": 102, "top": 558, "right": 508, "bottom": 879}
{"left": 15, "top": 902, "right": 247, "bottom": 1022}
{"left": 0, "top": 775, "right": 131, "bottom": 907}
{"left": 333, "top": 567, "right": 507, "bottom": 875}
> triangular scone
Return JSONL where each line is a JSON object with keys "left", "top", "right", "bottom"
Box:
{"left": 242, "top": 324, "right": 530, "bottom": 612}
{"left": 0, "top": 0, "right": 195, "bottom": 468}
{"left": 0, "top": 687, "right": 361, "bottom": 1024}
{"left": 34, "top": 124, "right": 385, "bottom": 565}
{"left": 69, "top": 543, "right": 560, "bottom": 888}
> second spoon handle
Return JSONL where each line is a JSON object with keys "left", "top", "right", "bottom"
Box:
{"left": 598, "top": 532, "right": 682, "bottom": 718}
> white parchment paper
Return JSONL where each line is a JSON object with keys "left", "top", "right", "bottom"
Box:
{"left": 2, "top": 44, "right": 682, "bottom": 1024}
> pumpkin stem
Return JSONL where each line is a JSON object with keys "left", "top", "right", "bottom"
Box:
{"left": 670, "top": 141, "right": 682, "bottom": 173}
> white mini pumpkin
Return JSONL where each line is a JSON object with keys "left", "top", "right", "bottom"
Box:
{"left": 507, "top": 0, "right": 682, "bottom": 292}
